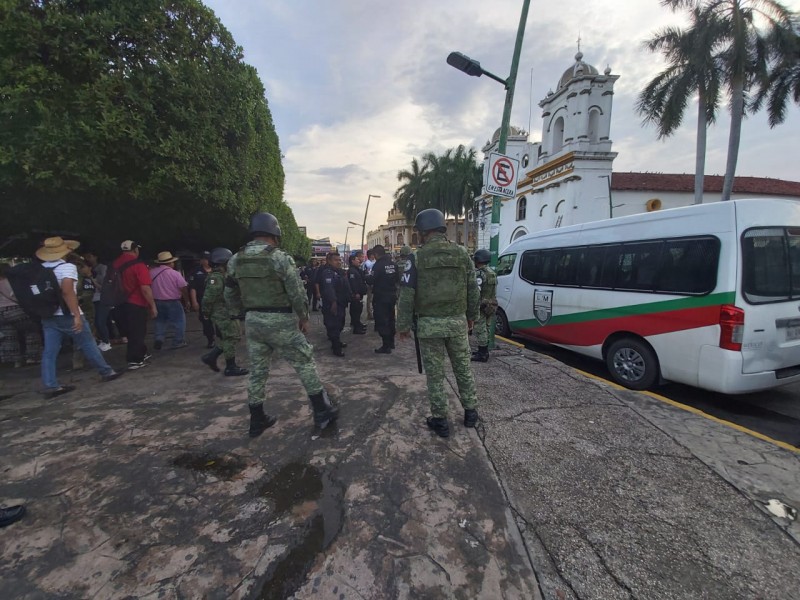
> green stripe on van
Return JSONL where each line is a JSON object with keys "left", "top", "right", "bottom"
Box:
{"left": 510, "top": 291, "right": 736, "bottom": 330}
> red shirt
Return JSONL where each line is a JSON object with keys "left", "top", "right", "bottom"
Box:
{"left": 112, "top": 253, "right": 152, "bottom": 307}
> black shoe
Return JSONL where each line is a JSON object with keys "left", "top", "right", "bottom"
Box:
{"left": 340, "top": 341, "right": 348, "bottom": 348}
{"left": 352, "top": 328, "right": 366, "bottom": 335}
{"left": 153, "top": 340, "right": 163, "bottom": 350}
{"left": 374, "top": 345, "right": 391, "bottom": 354}
{"left": 464, "top": 409, "right": 479, "bottom": 427}
{"left": 201, "top": 348, "right": 223, "bottom": 372}
{"left": 43, "top": 385, "right": 75, "bottom": 399}
{"left": 331, "top": 341, "right": 345, "bottom": 357}
{"left": 426, "top": 417, "right": 450, "bottom": 438}
{"left": 224, "top": 358, "right": 248, "bottom": 376}
{"left": 101, "top": 371, "right": 123, "bottom": 383}
{"left": 248, "top": 404, "right": 277, "bottom": 437}
{"left": 309, "top": 390, "right": 339, "bottom": 429}
{"left": 0, "top": 505, "right": 26, "bottom": 528}
{"left": 206, "top": 339, "right": 215, "bottom": 349}
{"left": 471, "top": 346, "right": 489, "bottom": 362}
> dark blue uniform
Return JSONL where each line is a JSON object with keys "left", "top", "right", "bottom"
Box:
{"left": 317, "top": 264, "right": 350, "bottom": 355}
{"left": 348, "top": 264, "right": 368, "bottom": 332}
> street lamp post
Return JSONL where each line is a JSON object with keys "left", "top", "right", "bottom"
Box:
{"left": 348, "top": 220, "right": 364, "bottom": 249}
{"left": 362, "top": 194, "right": 381, "bottom": 252}
{"left": 447, "top": 0, "right": 530, "bottom": 348}
{"left": 344, "top": 225, "right": 354, "bottom": 252}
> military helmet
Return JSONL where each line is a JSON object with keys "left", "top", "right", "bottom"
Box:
{"left": 249, "top": 212, "right": 282, "bottom": 238}
{"left": 474, "top": 249, "right": 491, "bottom": 264}
{"left": 209, "top": 247, "right": 233, "bottom": 266}
{"left": 399, "top": 245, "right": 412, "bottom": 257}
{"left": 414, "top": 208, "right": 446, "bottom": 233}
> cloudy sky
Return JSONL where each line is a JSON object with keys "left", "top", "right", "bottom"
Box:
{"left": 204, "top": 0, "right": 800, "bottom": 244}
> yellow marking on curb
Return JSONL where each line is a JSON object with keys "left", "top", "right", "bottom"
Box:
{"left": 574, "top": 369, "right": 800, "bottom": 455}
{"left": 496, "top": 335, "right": 525, "bottom": 349}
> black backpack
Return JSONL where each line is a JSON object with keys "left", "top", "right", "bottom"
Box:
{"left": 7, "top": 261, "right": 69, "bottom": 319}
{"left": 99, "top": 260, "right": 141, "bottom": 307}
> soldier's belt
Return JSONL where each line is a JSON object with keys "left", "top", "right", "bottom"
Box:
{"left": 246, "top": 307, "right": 293, "bottom": 313}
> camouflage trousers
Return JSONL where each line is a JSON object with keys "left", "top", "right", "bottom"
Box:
{"left": 419, "top": 332, "right": 478, "bottom": 419}
{"left": 473, "top": 312, "right": 491, "bottom": 346}
{"left": 244, "top": 312, "right": 323, "bottom": 407}
{"left": 210, "top": 312, "right": 241, "bottom": 360}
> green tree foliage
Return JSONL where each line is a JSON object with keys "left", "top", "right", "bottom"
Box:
{"left": 0, "top": 0, "right": 309, "bottom": 259}
{"left": 752, "top": 25, "right": 800, "bottom": 127}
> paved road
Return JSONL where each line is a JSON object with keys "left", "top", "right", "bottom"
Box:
{"left": 519, "top": 338, "right": 800, "bottom": 449}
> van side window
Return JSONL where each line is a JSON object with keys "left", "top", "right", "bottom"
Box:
{"left": 742, "top": 227, "right": 799, "bottom": 304}
{"left": 496, "top": 253, "right": 517, "bottom": 276}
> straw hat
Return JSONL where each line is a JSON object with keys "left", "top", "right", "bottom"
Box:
{"left": 35, "top": 237, "right": 72, "bottom": 261}
{"left": 64, "top": 240, "right": 81, "bottom": 251}
{"left": 155, "top": 251, "right": 179, "bottom": 264}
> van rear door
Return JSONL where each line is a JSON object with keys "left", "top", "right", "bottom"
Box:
{"left": 739, "top": 225, "right": 800, "bottom": 376}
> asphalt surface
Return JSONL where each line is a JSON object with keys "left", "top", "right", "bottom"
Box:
{"left": 1, "top": 313, "right": 799, "bottom": 599}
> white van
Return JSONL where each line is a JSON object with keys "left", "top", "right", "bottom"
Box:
{"left": 494, "top": 198, "right": 800, "bottom": 393}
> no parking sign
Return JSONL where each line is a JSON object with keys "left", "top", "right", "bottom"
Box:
{"left": 486, "top": 152, "right": 519, "bottom": 198}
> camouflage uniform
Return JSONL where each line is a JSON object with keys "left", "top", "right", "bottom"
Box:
{"left": 202, "top": 268, "right": 240, "bottom": 360}
{"left": 225, "top": 240, "right": 323, "bottom": 407}
{"left": 397, "top": 232, "right": 480, "bottom": 418}
{"left": 473, "top": 264, "right": 497, "bottom": 347}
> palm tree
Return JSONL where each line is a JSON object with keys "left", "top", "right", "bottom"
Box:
{"left": 393, "top": 157, "right": 428, "bottom": 222}
{"left": 665, "top": 0, "right": 795, "bottom": 201}
{"left": 638, "top": 6, "right": 724, "bottom": 204}
{"left": 752, "top": 25, "right": 800, "bottom": 127}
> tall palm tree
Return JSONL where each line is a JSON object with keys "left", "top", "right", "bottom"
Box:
{"left": 638, "top": 6, "right": 724, "bottom": 204}
{"left": 666, "top": 0, "right": 794, "bottom": 201}
{"left": 752, "top": 25, "right": 800, "bottom": 126}
{"left": 393, "top": 157, "right": 428, "bottom": 222}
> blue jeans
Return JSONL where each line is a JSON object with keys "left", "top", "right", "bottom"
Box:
{"left": 94, "top": 302, "right": 112, "bottom": 343}
{"left": 154, "top": 300, "right": 186, "bottom": 346}
{"left": 41, "top": 315, "right": 114, "bottom": 389}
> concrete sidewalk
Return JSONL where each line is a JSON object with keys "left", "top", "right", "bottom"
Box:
{"left": 1, "top": 311, "right": 800, "bottom": 599}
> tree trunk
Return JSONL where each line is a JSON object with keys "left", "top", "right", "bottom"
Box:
{"left": 463, "top": 213, "right": 469, "bottom": 250}
{"left": 694, "top": 89, "right": 708, "bottom": 205}
{"left": 722, "top": 75, "right": 745, "bottom": 201}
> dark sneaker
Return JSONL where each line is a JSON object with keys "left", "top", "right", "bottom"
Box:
{"left": 169, "top": 341, "right": 188, "bottom": 350}
{"left": 153, "top": 340, "right": 163, "bottom": 350}
{"left": 127, "top": 361, "right": 148, "bottom": 370}
{"left": 426, "top": 416, "right": 450, "bottom": 438}
{"left": 143, "top": 354, "right": 153, "bottom": 362}
{"left": 0, "top": 505, "right": 26, "bottom": 528}
{"left": 43, "top": 385, "right": 76, "bottom": 399}
{"left": 464, "top": 409, "right": 479, "bottom": 428}
{"left": 101, "top": 371, "right": 123, "bottom": 383}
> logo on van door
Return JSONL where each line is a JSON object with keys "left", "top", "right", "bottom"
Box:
{"left": 533, "top": 289, "right": 553, "bottom": 325}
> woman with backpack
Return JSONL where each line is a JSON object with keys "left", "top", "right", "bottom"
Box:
{"left": 0, "top": 263, "right": 41, "bottom": 368}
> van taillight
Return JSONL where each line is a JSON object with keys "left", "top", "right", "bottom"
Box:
{"left": 719, "top": 305, "right": 744, "bottom": 351}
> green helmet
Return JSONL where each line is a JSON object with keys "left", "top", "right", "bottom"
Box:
{"left": 399, "top": 245, "right": 412, "bottom": 257}
{"left": 414, "top": 209, "right": 446, "bottom": 233}
{"left": 473, "top": 249, "right": 491, "bottom": 264}
{"left": 249, "top": 212, "right": 282, "bottom": 238}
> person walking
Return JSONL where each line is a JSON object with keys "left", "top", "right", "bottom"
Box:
{"left": 112, "top": 240, "right": 156, "bottom": 369}
{"left": 149, "top": 252, "right": 189, "bottom": 350}
{"left": 189, "top": 252, "right": 215, "bottom": 348}
{"left": 347, "top": 251, "right": 368, "bottom": 334}
{"left": 200, "top": 248, "right": 248, "bottom": 376}
{"left": 397, "top": 209, "right": 480, "bottom": 438}
{"left": 471, "top": 249, "right": 497, "bottom": 363}
{"left": 366, "top": 245, "right": 398, "bottom": 354}
{"left": 363, "top": 250, "right": 376, "bottom": 321}
{"left": 317, "top": 252, "right": 350, "bottom": 357}
{"left": 0, "top": 264, "right": 41, "bottom": 368}
{"left": 225, "top": 212, "right": 338, "bottom": 437}
{"left": 82, "top": 252, "right": 114, "bottom": 352}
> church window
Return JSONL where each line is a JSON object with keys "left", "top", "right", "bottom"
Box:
{"left": 511, "top": 227, "right": 528, "bottom": 243}
{"left": 588, "top": 109, "right": 601, "bottom": 144}
{"left": 517, "top": 197, "right": 527, "bottom": 221}
{"left": 552, "top": 117, "right": 564, "bottom": 154}
{"left": 555, "top": 199, "right": 565, "bottom": 213}
{"left": 397, "top": 233, "right": 404, "bottom": 246}
{"left": 522, "top": 154, "right": 529, "bottom": 168}
{"left": 384, "top": 235, "right": 390, "bottom": 247}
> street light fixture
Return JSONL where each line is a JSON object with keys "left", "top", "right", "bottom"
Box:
{"left": 361, "top": 194, "right": 381, "bottom": 252}
{"left": 447, "top": 0, "right": 531, "bottom": 348}
{"left": 344, "top": 225, "right": 354, "bottom": 252}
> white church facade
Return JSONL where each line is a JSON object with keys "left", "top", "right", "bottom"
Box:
{"left": 475, "top": 52, "right": 800, "bottom": 252}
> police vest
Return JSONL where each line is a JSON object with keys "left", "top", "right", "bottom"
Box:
{"left": 415, "top": 239, "right": 469, "bottom": 317}
{"left": 233, "top": 247, "right": 291, "bottom": 309}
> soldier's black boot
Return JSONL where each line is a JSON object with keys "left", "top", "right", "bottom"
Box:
{"left": 309, "top": 390, "right": 339, "bottom": 429}
{"left": 426, "top": 417, "right": 450, "bottom": 438}
{"left": 224, "top": 358, "right": 249, "bottom": 376}
{"left": 331, "top": 340, "right": 345, "bottom": 357}
{"left": 464, "top": 409, "right": 479, "bottom": 428}
{"left": 471, "top": 346, "right": 489, "bottom": 362}
{"left": 374, "top": 336, "right": 392, "bottom": 354}
{"left": 388, "top": 335, "right": 395, "bottom": 349}
{"left": 352, "top": 323, "right": 366, "bottom": 334}
{"left": 248, "top": 403, "right": 277, "bottom": 438}
{"left": 201, "top": 347, "right": 223, "bottom": 372}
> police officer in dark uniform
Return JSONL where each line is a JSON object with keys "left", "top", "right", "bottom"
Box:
{"left": 366, "top": 244, "right": 399, "bottom": 354}
{"left": 317, "top": 252, "right": 350, "bottom": 356}
{"left": 189, "top": 251, "right": 215, "bottom": 347}
{"left": 347, "top": 251, "right": 368, "bottom": 334}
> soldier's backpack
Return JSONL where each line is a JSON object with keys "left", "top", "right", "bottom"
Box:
{"left": 6, "top": 261, "right": 69, "bottom": 319}
{"left": 99, "top": 260, "right": 141, "bottom": 307}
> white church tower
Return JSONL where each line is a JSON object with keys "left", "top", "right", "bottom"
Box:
{"left": 477, "top": 51, "right": 619, "bottom": 250}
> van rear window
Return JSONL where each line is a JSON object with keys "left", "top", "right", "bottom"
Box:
{"left": 742, "top": 227, "right": 800, "bottom": 304}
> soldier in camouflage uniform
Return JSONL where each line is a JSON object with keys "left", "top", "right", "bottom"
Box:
{"left": 200, "top": 248, "right": 248, "bottom": 376}
{"left": 224, "top": 212, "right": 339, "bottom": 437}
{"left": 397, "top": 209, "right": 480, "bottom": 438}
{"left": 471, "top": 248, "right": 497, "bottom": 363}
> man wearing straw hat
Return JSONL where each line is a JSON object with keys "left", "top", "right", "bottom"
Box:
{"left": 149, "top": 251, "right": 189, "bottom": 350}
{"left": 36, "top": 237, "right": 122, "bottom": 398}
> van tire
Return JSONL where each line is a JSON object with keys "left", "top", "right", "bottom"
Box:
{"left": 605, "top": 337, "right": 659, "bottom": 390}
{"left": 495, "top": 309, "right": 511, "bottom": 338}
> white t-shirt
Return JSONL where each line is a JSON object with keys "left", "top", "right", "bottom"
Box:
{"left": 42, "top": 260, "right": 83, "bottom": 316}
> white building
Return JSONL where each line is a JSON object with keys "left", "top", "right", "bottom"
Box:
{"left": 475, "top": 51, "right": 800, "bottom": 252}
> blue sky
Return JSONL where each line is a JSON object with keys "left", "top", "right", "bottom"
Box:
{"left": 204, "top": 0, "right": 800, "bottom": 244}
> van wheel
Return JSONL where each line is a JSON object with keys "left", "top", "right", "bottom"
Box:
{"left": 605, "top": 338, "right": 659, "bottom": 390}
{"left": 495, "top": 309, "right": 511, "bottom": 338}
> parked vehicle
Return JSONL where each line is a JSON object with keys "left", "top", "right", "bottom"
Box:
{"left": 494, "top": 198, "right": 800, "bottom": 393}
